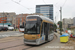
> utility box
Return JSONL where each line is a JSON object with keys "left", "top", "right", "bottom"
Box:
{"left": 60, "top": 33, "right": 69, "bottom": 42}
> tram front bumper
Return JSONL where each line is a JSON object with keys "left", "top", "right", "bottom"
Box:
{"left": 24, "top": 39, "right": 40, "bottom": 45}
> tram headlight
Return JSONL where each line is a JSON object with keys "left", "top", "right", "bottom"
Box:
{"left": 37, "top": 34, "right": 40, "bottom": 38}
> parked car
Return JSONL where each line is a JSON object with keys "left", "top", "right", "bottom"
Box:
{"left": 0, "top": 27, "right": 3, "bottom": 31}
{"left": 2, "top": 27, "right": 8, "bottom": 31}
{"left": 8, "top": 26, "right": 14, "bottom": 31}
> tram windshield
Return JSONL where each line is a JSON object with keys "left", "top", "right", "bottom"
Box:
{"left": 25, "top": 21, "right": 39, "bottom": 34}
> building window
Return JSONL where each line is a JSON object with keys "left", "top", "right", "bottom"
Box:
{"left": 20, "top": 19, "right": 22, "bottom": 22}
{"left": 7, "top": 13, "right": 9, "bottom": 15}
{"left": 5, "top": 15, "right": 7, "bottom": 17}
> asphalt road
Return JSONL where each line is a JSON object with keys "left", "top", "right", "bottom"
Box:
{"left": 0, "top": 33, "right": 70, "bottom": 50}
{"left": 0, "top": 31, "right": 23, "bottom": 39}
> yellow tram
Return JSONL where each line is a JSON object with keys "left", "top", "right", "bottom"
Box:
{"left": 24, "top": 15, "right": 54, "bottom": 45}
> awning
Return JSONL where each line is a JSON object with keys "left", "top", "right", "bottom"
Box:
{"left": 0, "top": 23, "right": 12, "bottom": 25}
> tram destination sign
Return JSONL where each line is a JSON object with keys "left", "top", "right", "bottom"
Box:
{"left": 27, "top": 19, "right": 37, "bottom": 21}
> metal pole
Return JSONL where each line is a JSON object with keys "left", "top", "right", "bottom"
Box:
{"left": 55, "top": 16, "right": 56, "bottom": 24}
{"left": 60, "top": 7, "right": 62, "bottom": 21}
{"left": 59, "top": 7, "right": 62, "bottom": 35}
{"left": 15, "top": 17, "right": 16, "bottom": 31}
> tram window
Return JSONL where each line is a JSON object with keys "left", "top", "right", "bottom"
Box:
{"left": 50, "top": 24, "right": 53, "bottom": 33}
{"left": 47, "top": 23, "right": 50, "bottom": 34}
{"left": 44, "top": 22, "right": 47, "bottom": 35}
{"left": 36, "top": 22, "right": 40, "bottom": 34}
{"left": 41, "top": 23, "right": 44, "bottom": 36}
{"left": 41, "top": 22, "right": 50, "bottom": 35}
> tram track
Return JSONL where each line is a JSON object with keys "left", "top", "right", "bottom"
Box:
{"left": 0, "top": 36, "right": 23, "bottom": 41}
{"left": 0, "top": 44, "right": 24, "bottom": 50}
{"left": 0, "top": 36, "right": 23, "bottom": 44}
{"left": 0, "top": 34, "right": 57, "bottom": 50}
{"left": 0, "top": 38, "right": 23, "bottom": 44}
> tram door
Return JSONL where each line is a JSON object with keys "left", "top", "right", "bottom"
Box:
{"left": 44, "top": 23, "right": 49, "bottom": 41}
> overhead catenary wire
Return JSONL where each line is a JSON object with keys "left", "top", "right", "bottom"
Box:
{"left": 43, "top": 0, "right": 46, "bottom": 4}
{"left": 54, "top": 0, "right": 61, "bottom": 10}
{"left": 54, "top": 0, "right": 60, "bottom": 5}
{"left": 19, "top": 0, "right": 21, "bottom": 2}
{"left": 62, "top": 0, "right": 67, "bottom": 7}
{"left": 42, "top": 0, "right": 60, "bottom": 11}
{"left": 11, "top": 0, "right": 32, "bottom": 12}
{"left": 42, "top": 0, "right": 60, "bottom": 14}
{"left": 42, "top": 0, "right": 67, "bottom": 23}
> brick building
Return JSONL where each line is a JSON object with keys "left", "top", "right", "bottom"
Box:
{"left": 0, "top": 13, "right": 7, "bottom": 23}
{"left": 0, "top": 12, "right": 16, "bottom": 26}
{"left": 0, "top": 17, "right": 7, "bottom": 23}
{"left": 16, "top": 14, "right": 30, "bottom": 28}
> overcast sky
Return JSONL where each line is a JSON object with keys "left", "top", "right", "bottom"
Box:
{"left": 0, "top": 0, "right": 75, "bottom": 23}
